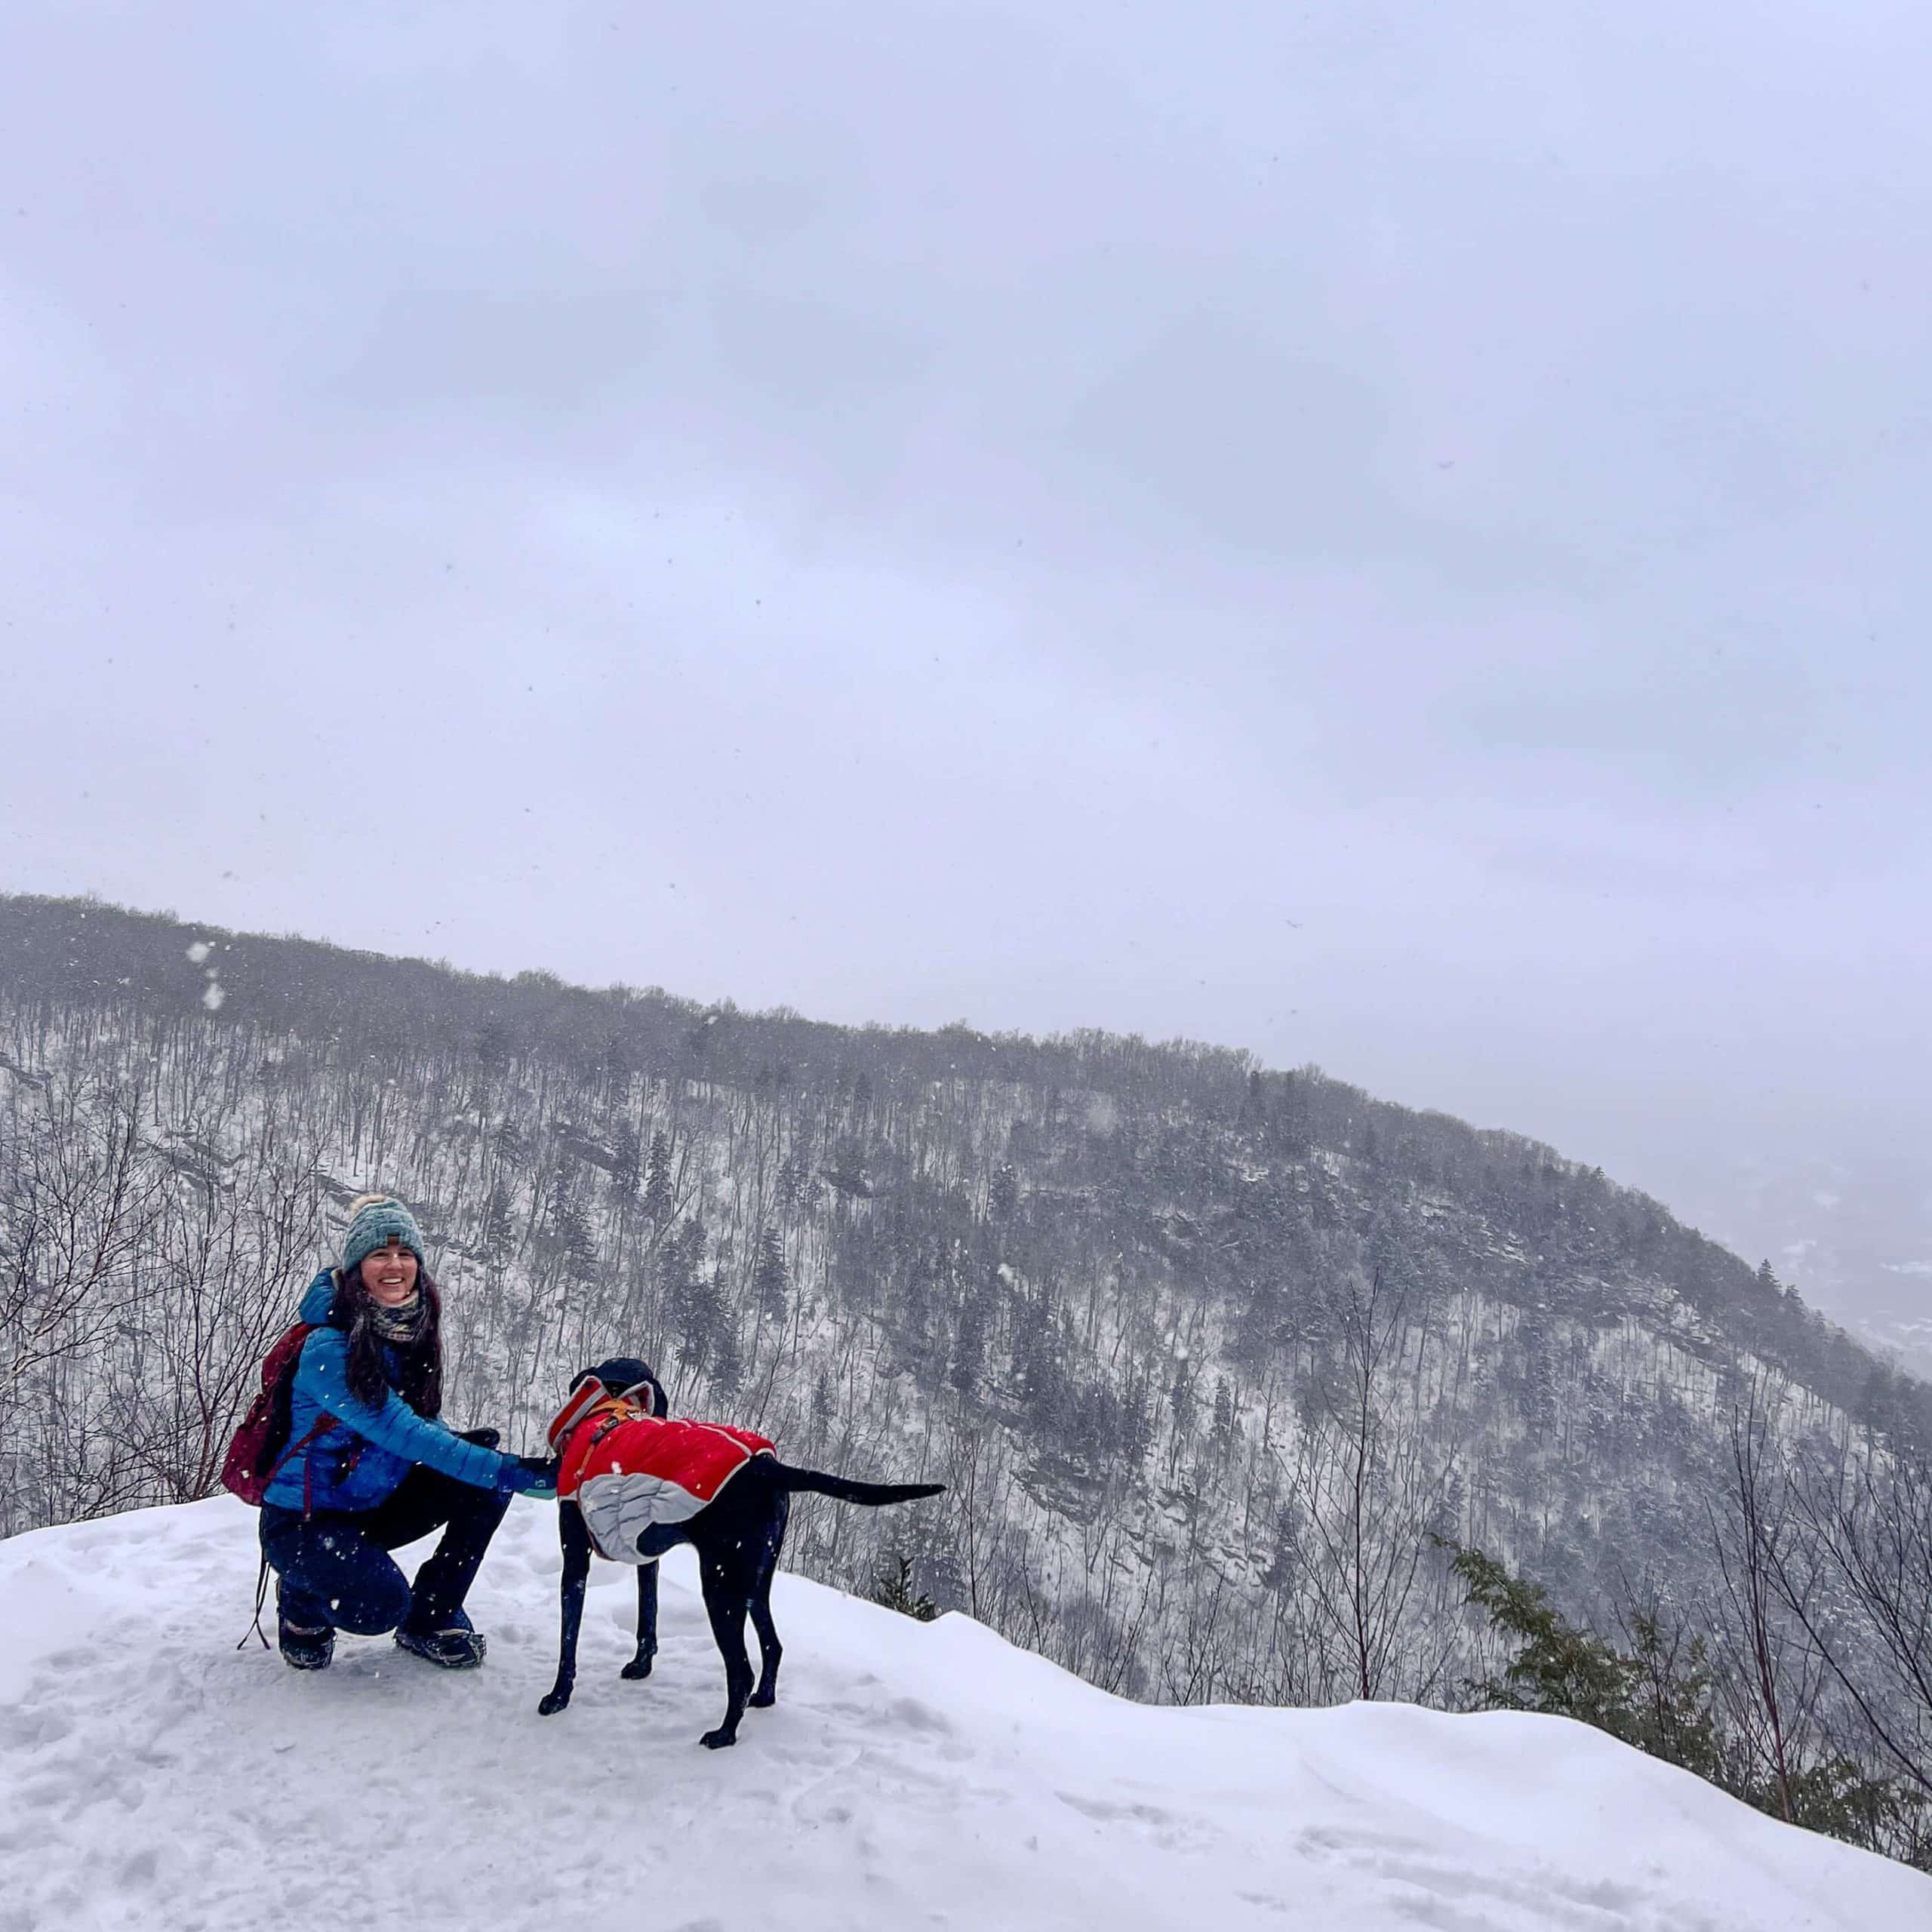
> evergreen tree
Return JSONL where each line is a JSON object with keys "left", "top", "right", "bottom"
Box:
{"left": 776, "top": 1150, "right": 811, "bottom": 1220}
{"left": 611, "top": 1119, "right": 641, "bottom": 1199}
{"left": 643, "top": 1131, "right": 674, "bottom": 1228}
{"left": 868, "top": 1550, "right": 939, "bottom": 1621}
{"left": 753, "top": 1223, "right": 790, "bottom": 1322}
{"left": 480, "top": 1179, "right": 516, "bottom": 1264}
{"left": 1447, "top": 1544, "right": 1722, "bottom": 1783}
{"left": 990, "top": 1161, "right": 1018, "bottom": 1223}
{"left": 558, "top": 1186, "right": 598, "bottom": 1281}
{"left": 950, "top": 1292, "right": 986, "bottom": 1395}
{"left": 1211, "top": 1374, "right": 1238, "bottom": 1463}
{"left": 671, "top": 1226, "right": 717, "bottom": 1378}
{"left": 709, "top": 1268, "right": 745, "bottom": 1401}
{"left": 1448, "top": 1542, "right": 1646, "bottom": 1731}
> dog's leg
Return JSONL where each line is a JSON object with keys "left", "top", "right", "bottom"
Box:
{"left": 697, "top": 1546, "right": 757, "bottom": 1749}
{"left": 620, "top": 1559, "right": 659, "bottom": 1681}
{"left": 537, "top": 1503, "right": 594, "bottom": 1717}
{"left": 748, "top": 1492, "right": 788, "bottom": 1708}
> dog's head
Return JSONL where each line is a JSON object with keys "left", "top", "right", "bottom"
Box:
{"left": 581, "top": 1357, "right": 669, "bottom": 1418}
{"left": 545, "top": 1356, "right": 671, "bottom": 1452}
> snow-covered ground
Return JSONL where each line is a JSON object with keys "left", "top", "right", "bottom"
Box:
{"left": 1, "top": 1500, "right": 1924, "bottom": 1932}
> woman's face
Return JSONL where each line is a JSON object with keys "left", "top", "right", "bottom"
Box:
{"left": 360, "top": 1238, "right": 419, "bottom": 1307}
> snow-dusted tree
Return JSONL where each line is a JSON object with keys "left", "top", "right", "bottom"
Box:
{"left": 1290, "top": 1250, "right": 1457, "bottom": 1703}
{"left": 1706, "top": 1368, "right": 1829, "bottom": 1823}
{"left": 1779, "top": 1432, "right": 1932, "bottom": 1808}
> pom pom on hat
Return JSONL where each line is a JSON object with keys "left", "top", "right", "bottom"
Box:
{"left": 341, "top": 1192, "right": 426, "bottom": 1275}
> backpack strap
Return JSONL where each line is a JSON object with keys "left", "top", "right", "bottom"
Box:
{"left": 237, "top": 1552, "right": 273, "bottom": 1652}
{"left": 271, "top": 1412, "right": 337, "bottom": 1484}
{"left": 288, "top": 1413, "right": 336, "bottom": 1521}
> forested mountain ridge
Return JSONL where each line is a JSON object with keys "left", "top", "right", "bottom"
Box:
{"left": 2, "top": 891, "right": 1908, "bottom": 1414}
{"left": 3, "top": 891, "right": 1928, "bottom": 1860}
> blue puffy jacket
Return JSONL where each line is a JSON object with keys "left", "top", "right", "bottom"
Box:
{"left": 262, "top": 1270, "right": 529, "bottom": 1512}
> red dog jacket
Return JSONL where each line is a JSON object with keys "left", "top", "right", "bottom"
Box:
{"left": 550, "top": 1389, "right": 774, "bottom": 1564}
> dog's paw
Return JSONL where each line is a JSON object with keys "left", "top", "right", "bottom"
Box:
{"left": 620, "top": 1654, "right": 654, "bottom": 1681}
{"left": 537, "top": 1689, "right": 572, "bottom": 1717}
{"left": 748, "top": 1688, "right": 776, "bottom": 1708}
{"left": 699, "top": 1727, "right": 738, "bottom": 1750}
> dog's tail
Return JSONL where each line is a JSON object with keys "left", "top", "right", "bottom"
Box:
{"left": 769, "top": 1460, "right": 946, "bottom": 1508}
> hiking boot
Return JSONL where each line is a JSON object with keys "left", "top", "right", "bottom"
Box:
{"left": 395, "top": 1610, "right": 488, "bottom": 1670}
{"left": 278, "top": 1613, "right": 335, "bottom": 1672}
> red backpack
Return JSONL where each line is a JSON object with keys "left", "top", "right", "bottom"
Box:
{"left": 226, "top": 1321, "right": 352, "bottom": 1652}
{"left": 220, "top": 1322, "right": 336, "bottom": 1506}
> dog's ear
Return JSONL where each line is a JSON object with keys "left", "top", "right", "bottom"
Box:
{"left": 568, "top": 1367, "right": 601, "bottom": 1394}
{"left": 623, "top": 1357, "right": 670, "bottom": 1417}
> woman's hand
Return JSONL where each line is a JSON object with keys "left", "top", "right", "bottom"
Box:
{"left": 501, "top": 1454, "right": 560, "bottom": 1500}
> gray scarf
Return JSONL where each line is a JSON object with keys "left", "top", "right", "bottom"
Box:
{"left": 369, "top": 1294, "right": 426, "bottom": 1346}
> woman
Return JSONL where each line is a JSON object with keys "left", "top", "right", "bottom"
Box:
{"left": 261, "top": 1192, "right": 553, "bottom": 1671}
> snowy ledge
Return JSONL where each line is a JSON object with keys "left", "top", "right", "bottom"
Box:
{"left": 1, "top": 1498, "right": 1924, "bottom": 1932}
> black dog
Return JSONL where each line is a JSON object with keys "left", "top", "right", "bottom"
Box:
{"left": 537, "top": 1357, "right": 944, "bottom": 1748}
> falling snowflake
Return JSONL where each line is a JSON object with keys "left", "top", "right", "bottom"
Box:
{"left": 186, "top": 941, "right": 211, "bottom": 964}
{"left": 202, "top": 983, "right": 226, "bottom": 1012}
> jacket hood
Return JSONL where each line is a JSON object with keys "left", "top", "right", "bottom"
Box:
{"left": 546, "top": 1380, "right": 626, "bottom": 1454}
{"left": 299, "top": 1267, "right": 339, "bottom": 1325}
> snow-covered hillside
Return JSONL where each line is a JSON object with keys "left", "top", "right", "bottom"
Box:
{"left": 1, "top": 1501, "right": 1923, "bottom": 1931}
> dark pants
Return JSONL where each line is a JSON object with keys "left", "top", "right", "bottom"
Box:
{"left": 262, "top": 1450, "right": 511, "bottom": 1636}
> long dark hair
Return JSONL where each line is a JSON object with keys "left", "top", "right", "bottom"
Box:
{"left": 330, "top": 1264, "right": 445, "bottom": 1414}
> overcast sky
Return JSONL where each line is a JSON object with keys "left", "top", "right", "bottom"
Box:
{"left": 3, "top": 2, "right": 1928, "bottom": 1320}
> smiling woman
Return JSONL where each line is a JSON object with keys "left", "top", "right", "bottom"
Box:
{"left": 358, "top": 1235, "right": 417, "bottom": 1304}
{"left": 257, "top": 1192, "right": 557, "bottom": 1672}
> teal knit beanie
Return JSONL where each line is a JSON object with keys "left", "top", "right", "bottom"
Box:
{"left": 341, "top": 1192, "right": 426, "bottom": 1276}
